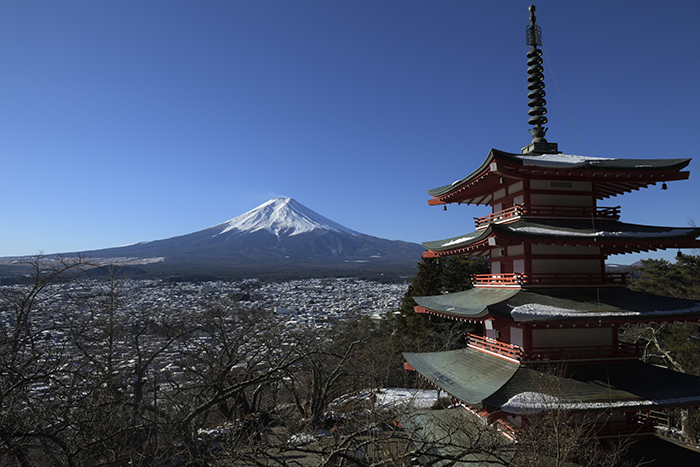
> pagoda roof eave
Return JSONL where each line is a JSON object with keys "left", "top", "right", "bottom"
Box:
{"left": 422, "top": 220, "right": 700, "bottom": 257}
{"left": 498, "top": 220, "right": 700, "bottom": 242}
{"left": 485, "top": 361, "right": 700, "bottom": 414}
{"left": 414, "top": 288, "right": 520, "bottom": 321}
{"left": 404, "top": 348, "right": 700, "bottom": 414}
{"left": 403, "top": 347, "right": 520, "bottom": 406}
{"left": 422, "top": 226, "right": 493, "bottom": 254}
{"left": 427, "top": 149, "right": 499, "bottom": 198}
{"left": 427, "top": 149, "right": 692, "bottom": 204}
{"left": 413, "top": 287, "right": 700, "bottom": 323}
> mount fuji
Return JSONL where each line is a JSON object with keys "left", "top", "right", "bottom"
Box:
{"left": 214, "top": 197, "right": 361, "bottom": 239}
{"left": 72, "top": 198, "right": 424, "bottom": 279}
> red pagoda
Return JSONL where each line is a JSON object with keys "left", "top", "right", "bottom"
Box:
{"left": 403, "top": 5, "right": 700, "bottom": 439}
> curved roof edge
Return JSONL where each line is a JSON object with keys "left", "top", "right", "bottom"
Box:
{"left": 485, "top": 362, "right": 700, "bottom": 414}
{"left": 414, "top": 287, "right": 700, "bottom": 323}
{"left": 423, "top": 220, "right": 700, "bottom": 254}
{"left": 427, "top": 148, "right": 691, "bottom": 200}
{"left": 403, "top": 347, "right": 519, "bottom": 405}
{"left": 414, "top": 288, "right": 519, "bottom": 319}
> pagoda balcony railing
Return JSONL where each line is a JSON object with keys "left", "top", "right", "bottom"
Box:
{"left": 466, "top": 334, "right": 524, "bottom": 361}
{"left": 467, "top": 333, "right": 642, "bottom": 363}
{"left": 474, "top": 205, "right": 621, "bottom": 229}
{"left": 472, "top": 272, "right": 627, "bottom": 288}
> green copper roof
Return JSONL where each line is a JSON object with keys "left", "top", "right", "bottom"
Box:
{"left": 423, "top": 220, "right": 700, "bottom": 252}
{"left": 414, "top": 288, "right": 520, "bottom": 319}
{"left": 423, "top": 229, "right": 489, "bottom": 252}
{"left": 403, "top": 347, "right": 519, "bottom": 405}
{"left": 415, "top": 287, "right": 700, "bottom": 323}
{"left": 485, "top": 361, "right": 700, "bottom": 414}
{"left": 405, "top": 349, "right": 700, "bottom": 413}
{"left": 502, "top": 220, "right": 700, "bottom": 241}
{"left": 427, "top": 149, "right": 691, "bottom": 198}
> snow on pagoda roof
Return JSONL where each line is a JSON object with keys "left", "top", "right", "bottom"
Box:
{"left": 422, "top": 220, "right": 700, "bottom": 253}
{"left": 485, "top": 361, "right": 700, "bottom": 414}
{"left": 404, "top": 348, "right": 700, "bottom": 414}
{"left": 509, "top": 302, "right": 700, "bottom": 322}
{"left": 427, "top": 149, "right": 691, "bottom": 202}
{"left": 500, "top": 391, "right": 700, "bottom": 414}
{"left": 414, "top": 288, "right": 519, "bottom": 320}
{"left": 413, "top": 287, "right": 700, "bottom": 323}
{"left": 513, "top": 152, "right": 691, "bottom": 169}
{"left": 510, "top": 225, "right": 696, "bottom": 239}
{"left": 516, "top": 153, "right": 614, "bottom": 165}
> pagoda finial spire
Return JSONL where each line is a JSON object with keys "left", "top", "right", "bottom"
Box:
{"left": 522, "top": 4, "right": 559, "bottom": 155}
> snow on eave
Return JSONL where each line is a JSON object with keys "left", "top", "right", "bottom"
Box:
{"left": 501, "top": 391, "right": 700, "bottom": 415}
{"left": 510, "top": 303, "right": 700, "bottom": 322}
{"left": 511, "top": 227, "right": 696, "bottom": 238}
{"left": 515, "top": 153, "right": 615, "bottom": 168}
{"left": 433, "top": 232, "right": 482, "bottom": 249}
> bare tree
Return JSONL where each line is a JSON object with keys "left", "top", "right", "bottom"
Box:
{"left": 0, "top": 260, "right": 640, "bottom": 467}
{"left": 0, "top": 255, "right": 94, "bottom": 466}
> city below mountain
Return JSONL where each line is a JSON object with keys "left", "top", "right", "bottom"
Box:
{"left": 1, "top": 198, "right": 425, "bottom": 280}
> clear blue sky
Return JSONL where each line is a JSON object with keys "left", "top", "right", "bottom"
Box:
{"left": 1, "top": 1, "right": 698, "bottom": 265}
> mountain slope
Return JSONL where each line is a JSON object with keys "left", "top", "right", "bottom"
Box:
{"left": 77, "top": 198, "right": 424, "bottom": 278}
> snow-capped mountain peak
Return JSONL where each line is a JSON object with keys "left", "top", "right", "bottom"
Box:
{"left": 53, "top": 196, "right": 425, "bottom": 275}
{"left": 215, "top": 197, "right": 359, "bottom": 238}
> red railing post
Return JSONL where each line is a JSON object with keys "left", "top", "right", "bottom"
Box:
{"left": 473, "top": 272, "right": 627, "bottom": 288}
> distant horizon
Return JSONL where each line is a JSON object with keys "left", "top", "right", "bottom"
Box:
{"left": 1, "top": 1, "right": 698, "bottom": 266}
{"left": 0, "top": 193, "right": 664, "bottom": 269}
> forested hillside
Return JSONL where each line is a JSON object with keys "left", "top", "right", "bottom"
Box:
{"left": 622, "top": 253, "right": 700, "bottom": 439}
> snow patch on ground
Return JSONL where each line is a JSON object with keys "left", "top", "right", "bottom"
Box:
{"left": 374, "top": 388, "right": 440, "bottom": 409}
{"left": 330, "top": 388, "right": 439, "bottom": 411}
{"left": 287, "top": 432, "right": 317, "bottom": 446}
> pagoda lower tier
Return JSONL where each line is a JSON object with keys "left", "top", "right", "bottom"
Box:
{"left": 413, "top": 287, "right": 700, "bottom": 354}
{"left": 404, "top": 347, "right": 700, "bottom": 414}
{"left": 404, "top": 287, "right": 700, "bottom": 438}
{"left": 403, "top": 347, "right": 700, "bottom": 439}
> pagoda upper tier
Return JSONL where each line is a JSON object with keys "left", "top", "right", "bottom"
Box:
{"left": 428, "top": 149, "right": 690, "bottom": 206}
{"left": 423, "top": 148, "right": 700, "bottom": 267}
